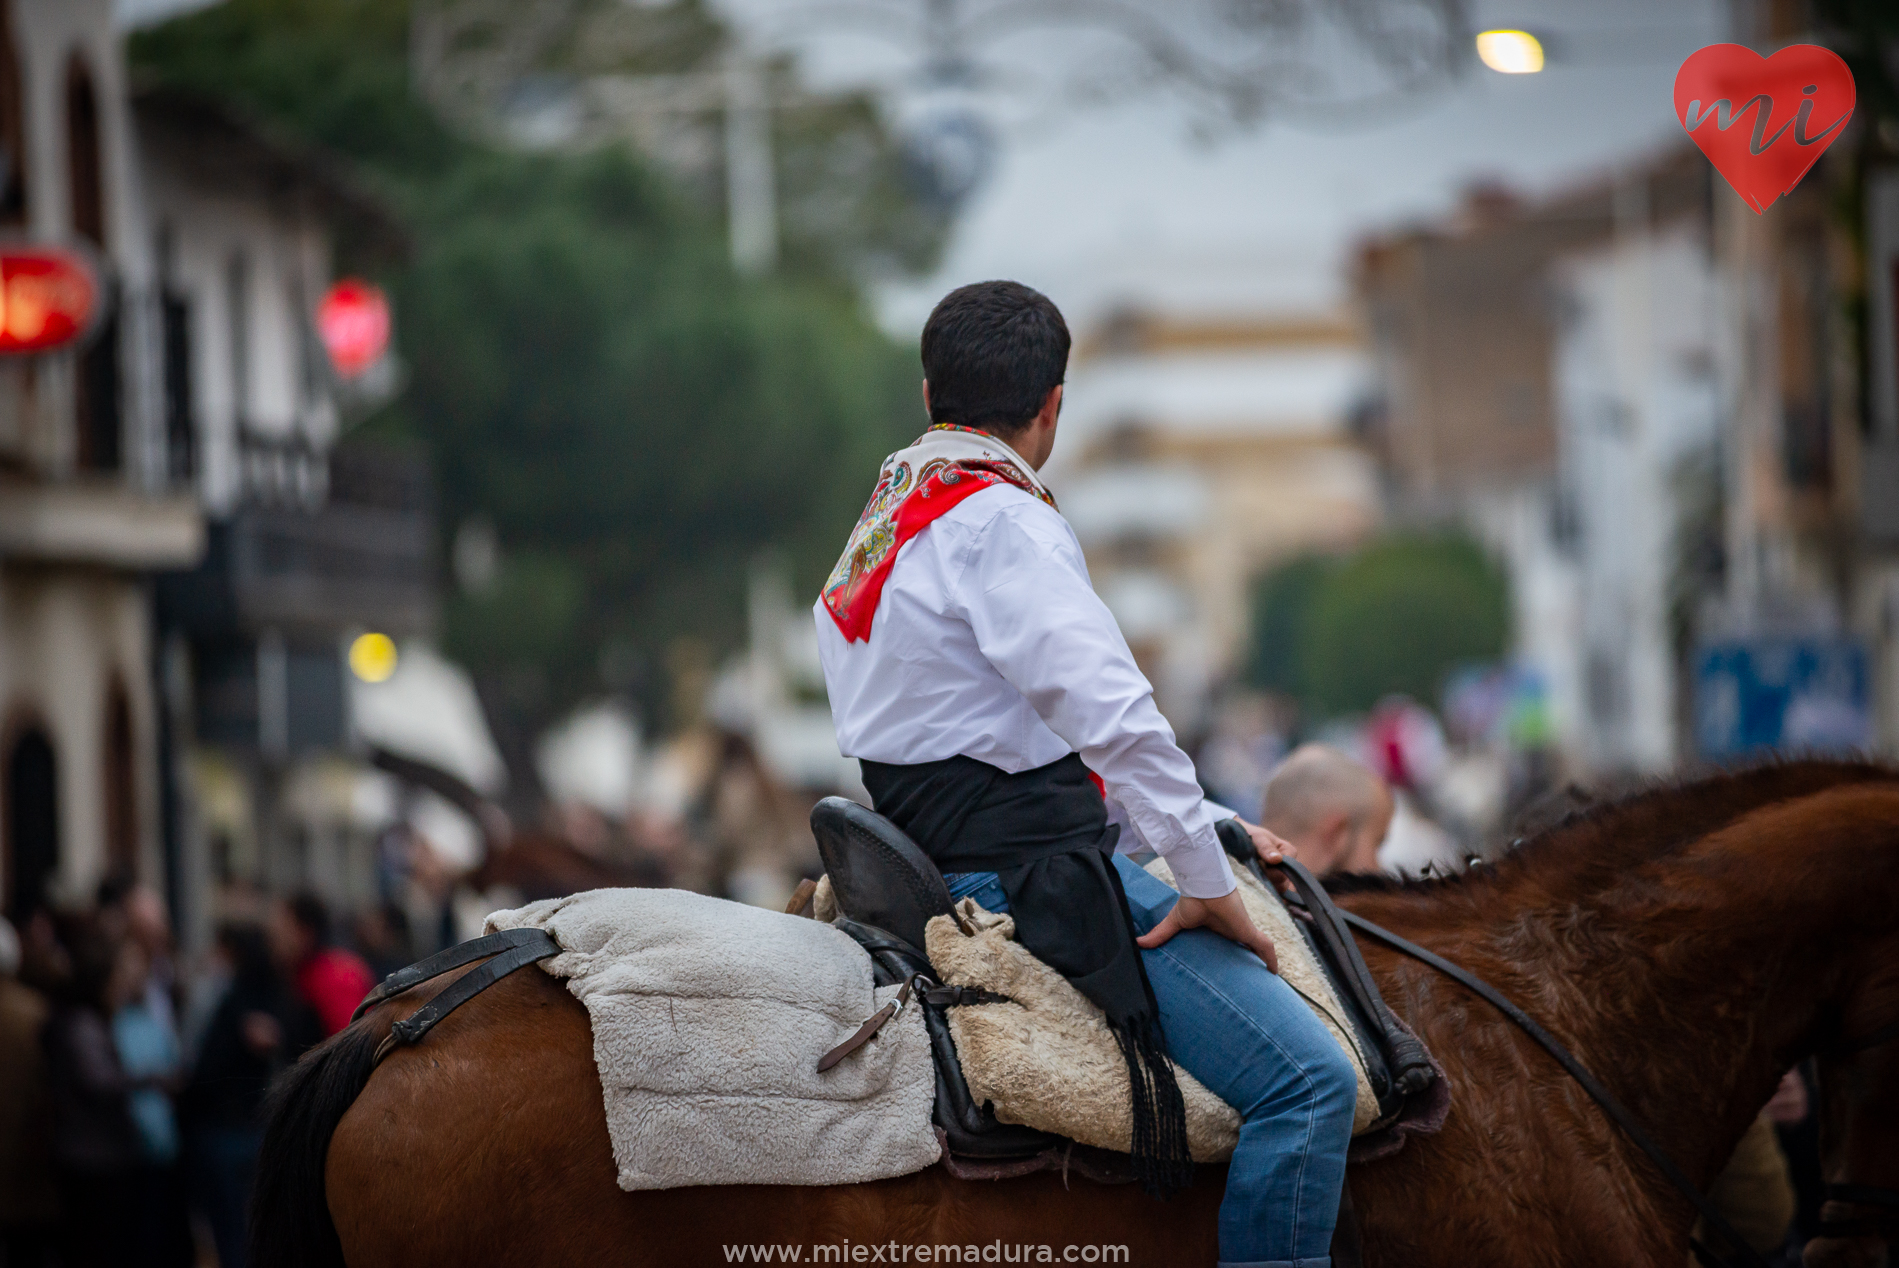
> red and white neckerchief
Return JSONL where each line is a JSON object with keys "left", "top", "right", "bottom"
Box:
{"left": 821, "top": 424, "right": 1056, "bottom": 643}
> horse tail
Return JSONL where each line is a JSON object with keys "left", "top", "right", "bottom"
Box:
{"left": 250, "top": 1022, "right": 383, "bottom": 1268}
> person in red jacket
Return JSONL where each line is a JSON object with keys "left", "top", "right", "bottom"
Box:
{"left": 267, "top": 894, "right": 374, "bottom": 1038}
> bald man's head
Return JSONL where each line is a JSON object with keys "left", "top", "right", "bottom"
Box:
{"left": 1260, "top": 744, "right": 1394, "bottom": 877}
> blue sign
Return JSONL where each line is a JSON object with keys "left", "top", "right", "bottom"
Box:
{"left": 1693, "top": 638, "right": 1871, "bottom": 757}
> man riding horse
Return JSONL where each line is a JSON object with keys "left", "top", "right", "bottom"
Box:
{"left": 814, "top": 279, "right": 1360, "bottom": 1268}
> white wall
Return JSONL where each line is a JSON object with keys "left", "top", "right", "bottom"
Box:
{"left": 1550, "top": 220, "right": 1719, "bottom": 772}
{"left": 141, "top": 156, "right": 338, "bottom": 514}
{"left": 1056, "top": 344, "right": 1371, "bottom": 458}
{"left": 1459, "top": 481, "right": 1583, "bottom": 761}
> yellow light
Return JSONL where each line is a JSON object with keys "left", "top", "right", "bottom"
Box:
{"left": 348, "top": 632, "right": 399, "bottom": 683}
{"left": 1476, "top": 29, "right": 1544, "bottom": 74}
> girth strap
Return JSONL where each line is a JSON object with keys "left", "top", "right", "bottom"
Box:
{"left": 361, "top": 928, "right": 561, "bottom": 1065}
{"left": 1337, "top": 907, "right": 1770, "bottom": 1268}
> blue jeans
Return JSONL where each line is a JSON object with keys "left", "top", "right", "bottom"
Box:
{"left": 944, "top": 861, "right": 1355, "bottom": 1268}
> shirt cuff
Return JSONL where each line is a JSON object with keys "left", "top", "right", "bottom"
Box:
{"left": 1162, "top": 841, "right": 1236, "bottom": 900}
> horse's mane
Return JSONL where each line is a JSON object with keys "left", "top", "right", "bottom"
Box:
{"left": 1327, "top": 755, "right": 1899, "bottom": 906}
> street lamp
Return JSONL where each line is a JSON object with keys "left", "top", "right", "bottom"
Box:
{"left": 1475, "top": 30, "right": 1545, "bottom": 74}
{"left": 349, "top": 632, "right": 399, "bottom": 684}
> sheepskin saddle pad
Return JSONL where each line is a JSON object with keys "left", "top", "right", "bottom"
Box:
{"left": 920, "top": 861, "right": 1385, "bottom": 1164}
{"left": 485, "top": 887, "right": 940, "bottom": 1191}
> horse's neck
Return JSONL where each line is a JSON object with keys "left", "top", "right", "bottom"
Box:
{"left": 1362, "top": 784, "right": 1898, "bottom": 1184}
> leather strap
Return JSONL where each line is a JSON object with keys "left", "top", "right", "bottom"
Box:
{"left": 1273, "top": 856, "right": 1437, "bottom": 1099}
{"left": 818, "top": 979, "right": 914, "bottom": 1073}
{"left": 918, "top": 983, "right": 1013, "bottom": 1009}
{"left": 1825, "top": 1183, "right": 1899, "bottom": 1212}
{"left": 786, "top": 878, "right": 820, "bottom": 916}
{"left": 373, "top": 929, "right": 561, "bottom": 1064}
{"left": 352, "top": 927, "right": 553, "bottom": 1023}
{"left": 1338, "top": 908, "right": 1770, "bottom": 1268}
{"left": 816, "top": 975, "right": 1015, "bottom": 1073}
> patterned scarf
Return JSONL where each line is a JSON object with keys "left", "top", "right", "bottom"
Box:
{"left": 822, "top": 424, "right": 1055, "bottom": 642}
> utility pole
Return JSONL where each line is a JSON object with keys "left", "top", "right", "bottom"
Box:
{"left": 724, "top": 51, "right": 778, "bottom": 277}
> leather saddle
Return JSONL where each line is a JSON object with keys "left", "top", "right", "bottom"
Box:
{"left": 809, "top": 796, "right": 1061, "bottom": 1158}
{"left": 808, "top": 797, "right": 1438, "bottom": 1155}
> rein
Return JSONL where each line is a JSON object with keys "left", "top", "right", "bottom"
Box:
{"left": 1262, "top": 859, "right": 1773, "bottom": 1268}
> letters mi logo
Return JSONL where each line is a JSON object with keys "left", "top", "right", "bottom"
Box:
{"left": 1674, "top": 44, "right": 1855, "bottom": 214}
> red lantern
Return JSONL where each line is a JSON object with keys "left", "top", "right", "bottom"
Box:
{"left": 0, "top": 247, "right": 99, "bottom": 355}
{"left": 317, "top": 278, "right": 391, "bottom": 378}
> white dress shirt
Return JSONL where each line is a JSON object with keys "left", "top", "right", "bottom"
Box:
{"left": 816, "top": 482, "right": 1237, "bottom": 900}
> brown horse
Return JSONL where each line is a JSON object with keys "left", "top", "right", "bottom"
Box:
{"left": 253, "top": 760, "right": 1899, "bottom": 1268}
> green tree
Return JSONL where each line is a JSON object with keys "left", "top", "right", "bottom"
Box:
{"left": 1245, "top": 535, "right": 1509, "bottom": 722}
{"left": 132, "top": 0, "right": 939, "bottom": 794}
{"left": 1299, "top": 535, "right": 1509, "bottom": 718}
{"left": 1245, "top": 553, "right": 1333, "bottom": 700}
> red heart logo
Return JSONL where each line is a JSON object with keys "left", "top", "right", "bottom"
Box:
{"left": 1674, "top": 43, "right": 1854, "bottom": 213}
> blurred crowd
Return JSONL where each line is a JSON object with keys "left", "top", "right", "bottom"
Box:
{"left": 1195, "top": 688, "right": 1530, "bottom": 881}
{"left": 0, "top": 886, "right": 383, "bottom": 1268}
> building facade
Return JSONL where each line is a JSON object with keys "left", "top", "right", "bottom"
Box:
{"left": 137, "top": 88, "right": 432, "bottom": 948}
{"left": 1053, "top": 310, "right": 1381, "bottom": 735}
{"left": 1358, "top": 128, "right": 1897, "bottom": 773}
{"left": 1, "top": 0, "right": 435, "bottom": 949}
{"left": 1549, "top": 209, "right": 1722, "bottom": 772}
{"left": 0, "top": 0, "right": 201, "bottom": 925}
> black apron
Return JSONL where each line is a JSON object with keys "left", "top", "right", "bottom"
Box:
{"left": 859, "top": 752, "right": 1193, "bottom": 1195}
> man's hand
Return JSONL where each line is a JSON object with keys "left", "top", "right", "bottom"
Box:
{"left": 1235, "top": 817, "right": 1299, "bottom": 896}
{"left": 1136, "top": 888, "right": 1279, "bottom": 974}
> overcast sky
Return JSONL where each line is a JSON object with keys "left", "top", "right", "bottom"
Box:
{"left": 121, "top": 0, "right": 1734, "bottom": 336}
{"left": 115, "top": 0, "right": 219, "bottom": 28}
{"left": 713, "top": 0, "right": 1732, "bottom": 334}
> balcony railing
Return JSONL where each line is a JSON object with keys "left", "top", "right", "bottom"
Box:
{"left": 160, "top": 441, "right": 437, "bottom": 640}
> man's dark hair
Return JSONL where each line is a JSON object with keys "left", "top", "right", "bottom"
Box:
{"left": 920, "top": 280, "right": 1070, "bottom": 436}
